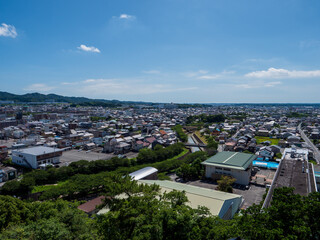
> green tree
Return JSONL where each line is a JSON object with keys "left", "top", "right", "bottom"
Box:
{"left": 217, "top": 176, "right": 235, "bottom": 193}
{"left": 1, "top": 180, "right": 21, "bottom": 196}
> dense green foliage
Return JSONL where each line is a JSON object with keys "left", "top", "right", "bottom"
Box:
{"left": 0, "top": 195, "right": 98, "bottom": 239}
{"left": 136, "top": 143, "right": 184, "bottom": 164}
{"left": 238, "top": 187, "right": 320, "bottom": 239}
{"left": 90, "top": 116, "right": 107, "bottom": 121}
{"left": 115, "top": 149, "right": 189, "bottom": 176}
{"left": 228, "top": 113, "right": 247, "bottom": 121}
{"left": 38, "top": 149, "right": 189, "bottom": 200}
{"left": 2, "top": 144, "right": 188, "bottom": 200}
{"left": 1, "top": 176, "right": 320, "bottom": 240}
{"left": 100, "top": 184, "right": 320, "bottom": 240}
{"left": 172, "top": 125, "right": 188, "bottom": 142}
{"left": 1, "top": 144, "right": 182, "bottom": 196}
{"left": 186, "top": 114, "right": 226, "bottom": 125}
{"left": 0, "top": 91, "right": 120, "bottom": 106}
{"left": 177, "top": 103, "right": 207, "bottom": 108}
{"left": 1, "top": 156, "right": 133, "bottom": 197}
{"left": 176, "top": 151, "right": 208, "bottom": 181}
{"left": 286, "top": 112, "right": 309, "bottom": 118}
{"left": 78, "top": 101, "right": 120, "bottom": 107}
{"left": 205, "top": 136, "right": 218, "bottom": 156}
{"left": 217, "top": 176, "right": 236, "bottom": 193}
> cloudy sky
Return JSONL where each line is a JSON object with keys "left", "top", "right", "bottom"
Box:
{"left": 1, "top": 0, "right": 320, "bottom": 103}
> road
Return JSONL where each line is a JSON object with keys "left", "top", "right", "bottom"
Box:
{"left": 217, "top": 144, "right": 224, "bottom": 152}
{"left": 232, "top": 129, "right": 241, "bottom": 139}
{"left": 298, "top": 123, "right": 320, "bottom": 164}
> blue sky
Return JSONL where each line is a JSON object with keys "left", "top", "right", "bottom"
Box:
{"left": 1, "top": 0, "right": 320, "bottom": 103}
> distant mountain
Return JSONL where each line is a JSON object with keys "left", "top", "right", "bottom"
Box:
{"left": 0, "top": 91, "right": 211, "bottom": 107}
{"left": 0, "top": 91, "right": 124, "bottom": 105}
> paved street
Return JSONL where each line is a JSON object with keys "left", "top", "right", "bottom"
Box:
{"left": 217, "top": 144, "right": 225, "bottom": 152}
{"left": 232, "top": 129, "right": 241, "bottom": 139}
{"left": 298, "top": 123, "right": 320, "bottom": 164}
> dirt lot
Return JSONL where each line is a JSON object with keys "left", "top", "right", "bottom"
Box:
{"left": 59, "top": 149, "right": 138, "bottom": 167}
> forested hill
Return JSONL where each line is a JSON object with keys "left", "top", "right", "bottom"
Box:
{"left": 0, "top": 91, "right": 122, "bottom": 104}
{"left": 0, "top": 91, "right": 208, "bottom": 108}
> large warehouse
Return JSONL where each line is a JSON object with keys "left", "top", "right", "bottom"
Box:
{"left": 12, "top": 146, "right": 63, "bottom": 169}
{"left": 202, "top": 151, "right": 256, "bottom": 185}
{"left": 139, "top": 180, "right": 243, "bottom": 219}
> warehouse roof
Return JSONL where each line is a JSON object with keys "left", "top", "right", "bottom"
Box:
{"left": 202, "top": 151, "right": 256, "bottom": 170}
{"left": 129, "top": 167, "right": 158, "bottom": 180}
{"left": 139, "top": 180, "right": 242, "bottom": 218}
{"left": 13, "top": 146, "right": 63, "bottom": 156}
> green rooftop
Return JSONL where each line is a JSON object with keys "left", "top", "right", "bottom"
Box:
{"left": 202, "top": 151, "right": 256, "bottom": 170}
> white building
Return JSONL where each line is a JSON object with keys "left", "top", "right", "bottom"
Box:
{"left": 12, "top": 146, "right": 63, "bottom": 169}
{"left": 202, "top": 151, "right": 257, "bottom": 186}
{"left": 13, "top": 130, "right": 25, "bottom": 139}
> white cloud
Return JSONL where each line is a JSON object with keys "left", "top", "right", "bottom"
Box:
{"left": 197, "top": 74, "right": 219, "bottom": 80}
{"left": 61, "top": 78, "right": 197, "bottom": 96}
{"left": 142, "top": 70, "right": 160, "bottom": 74}
{"left": 119, "top": 14, "right": 136, "bottom": 20}
{"left": 0, "top": 23, "right": 17, "bottom": 38}
{"left": 24, "top": 84, "right": 55, "bottom": 92}
{"left": 183, "top": 70, "right": 208, "bottom": 78}
{"left": 197, "top": 70, "right": 234, "bottom": 80}
{"left": 235, "top": 81, "right": 281, "bottom": 89}
{"left": 77, "top": 44, "right": 100, "bottom": 53}
{"left": 300, "top": 40, "right": 320, "bottom": 49}
{"left": 245, "top": 68, "right": 320, "bottom": 79}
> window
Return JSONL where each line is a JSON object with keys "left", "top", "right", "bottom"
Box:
{"left": 223, "top": 168, "right": 231, "bottom": 171}
{"left": 216, "top": 167, "right": 222, "bottom": 170}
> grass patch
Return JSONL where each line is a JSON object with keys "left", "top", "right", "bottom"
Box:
{"left": 195, "top": 131, "right": 208, "bottom": 144}
{"left": 158, "top": 172, "right": 171, "bottom": 180}
{"left": 115, "top": 148, "right": 189, "bottom": 175}
{"left": 309, "top": 159, "right": 317, "bottom": 165}
{"left": 32, "top": 181, "right": 68, "bottom": 193}
{"left": 255, "top": 136, "right": 279, "bottom": 145}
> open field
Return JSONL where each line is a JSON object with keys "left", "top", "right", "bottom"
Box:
{"left": 32, "top": 181, "right": 69, "bottom": 193}
{"left": 59, "top": 149, "right": 139, "bottom": 167}
{"left": 255, "top": 136, "right": 279, "bottom": 145}
{"left": 194, "top": 131, "right": 208, "bottom": 144}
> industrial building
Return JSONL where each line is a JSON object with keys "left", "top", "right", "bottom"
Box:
{"left": 140, "top": 180, "right": 243, "bottom": 219}
{"left": 202, "top": 151, "right": 257, "bottom": 185}
{"left": 12, "top": 146, "right": 63, "bottom": 169}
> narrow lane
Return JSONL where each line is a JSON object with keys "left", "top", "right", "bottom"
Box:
{"left": 298, "top": 123, "right": 320, "bottom": 164}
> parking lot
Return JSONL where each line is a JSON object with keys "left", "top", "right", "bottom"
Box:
{"left": 251, "top": 168, "right": 276, "bottom": 186}
{"left": 59, "top": 149, "right": 139, "bottom": 167}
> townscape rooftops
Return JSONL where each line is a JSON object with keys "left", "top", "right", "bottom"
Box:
{"left": 202, "top": 151, "right": 256, "bottom": 170}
